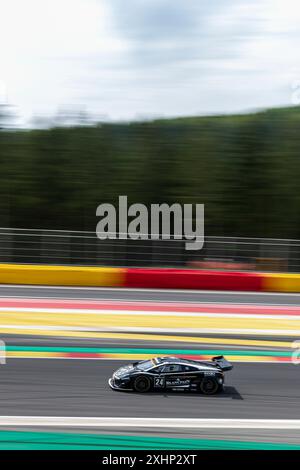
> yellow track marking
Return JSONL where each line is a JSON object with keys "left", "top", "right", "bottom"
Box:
{"left": 0, "top": 311, "right": 300, "bottom": 331}
{"left": 0, "top": 328, "right": 291, "bottom": 348}
{"left": 5, "top": 351, "right": 288, "bottom": 362}
{"left": 7, "top": 351, "right": 62, "bottom": 358}
{"left": 0, "top": 327, "right": 291, "bottom": 348}
{"left": 0, "top": 306, "right": 298, "bottom": 349}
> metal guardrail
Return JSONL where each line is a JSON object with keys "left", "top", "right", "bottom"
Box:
{"left": 0, "top": 227, "right": 298, "bottom": 272}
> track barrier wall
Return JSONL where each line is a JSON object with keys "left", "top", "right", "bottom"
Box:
{"left": 0, "top": 264, "right": 125, "bottom": 288}
{"left": 262, "top": 273, "right": 300, "bottom": 293}
{"left": 0, "top": 264, "right": 299, "bottom": 292}
{"left": 124, "top": 269, "right": 264, "bottom": 291}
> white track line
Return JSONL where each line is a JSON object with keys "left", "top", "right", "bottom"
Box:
{"left": 0, "top": 417, "right": 300, "bottom": 429}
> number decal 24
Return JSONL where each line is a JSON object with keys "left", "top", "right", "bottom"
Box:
{"left": 154, "top": 377, "right": 165, "bottom": 388}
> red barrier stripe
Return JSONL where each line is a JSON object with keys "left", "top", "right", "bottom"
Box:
{"left": 66, "top": 353, "right": 105, "bottom": 359}
{"left": 124, "top": 269, "right": 264, "bottom": 291}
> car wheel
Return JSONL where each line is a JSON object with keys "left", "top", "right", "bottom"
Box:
{"left": 199, "top": 377, "right": 219, "bottom": 395}
{"left": 133, "top": 375, "right": 151, "bottom": 393}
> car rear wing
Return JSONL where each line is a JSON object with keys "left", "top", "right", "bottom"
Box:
{"left": 212, "top": 355, "right": 233, "bottom": 371}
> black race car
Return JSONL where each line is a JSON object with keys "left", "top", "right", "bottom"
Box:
{"left": 108, "top": 355, "right": 233, "bottom": 395}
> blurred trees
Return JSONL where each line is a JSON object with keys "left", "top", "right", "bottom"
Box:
{"left": 0, "top": 106, "right": 300, "bottom": 238}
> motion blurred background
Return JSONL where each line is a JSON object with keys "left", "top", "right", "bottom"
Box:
{"left": 1, "top": 1, "right": 300, "bottom": 451}
{"left": 0, "top": 0, "right": 300, "bottom": 271}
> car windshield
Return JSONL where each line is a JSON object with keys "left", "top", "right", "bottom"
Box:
{"left": 136, "top": 360, "right": 153, "bottom": 371}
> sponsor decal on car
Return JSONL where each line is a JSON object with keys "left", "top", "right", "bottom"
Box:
{"left": 166, "top": 378, "right": 190, "bottom": 386}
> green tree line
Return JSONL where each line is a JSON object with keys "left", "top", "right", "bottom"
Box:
{"left": 1, "top": 106, "right": 300, "bottom": 238}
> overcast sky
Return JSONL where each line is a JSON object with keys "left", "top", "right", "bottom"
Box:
{"left": 1, "top": 0, "right": 300, "bottom": 126}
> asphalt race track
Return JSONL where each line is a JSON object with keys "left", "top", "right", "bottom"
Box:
{"left": 1, "top": 284, "right": 300, "bottom": 305}
{"left": 0, "top": 285, "right": 299, "bottom": 446}
{"left": 0, "top": 357, "right": 299, "bottom": 420}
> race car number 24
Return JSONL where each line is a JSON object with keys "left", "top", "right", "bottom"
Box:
{"left": 154, "top": 377, "right": 165, "bottom": 388}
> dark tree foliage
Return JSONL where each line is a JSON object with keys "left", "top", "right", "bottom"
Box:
{"left": 0, "top": 106, "right": 300, "bottom": 238}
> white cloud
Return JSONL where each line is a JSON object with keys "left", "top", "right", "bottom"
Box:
{"left": 0, "top": 0, "right": 300, "bottom": 126}
{"left": 0, "top": 0, "right": 124, "bottom": 123}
